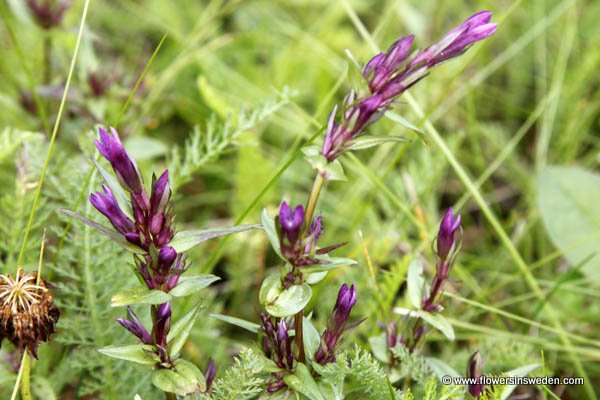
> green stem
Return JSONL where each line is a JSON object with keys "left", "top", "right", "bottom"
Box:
{"left": 10, "top": 352, "right": 29, "bottom": 400}
{"left": 43, "top": 34, "right": 51, "bottom": 85}
{"left": 165, "top": 392, "right": 176, "bottom": 400}
{"left": 303, "top": 173, "right": 325, "bottom": 233}
{"left": 21, "top": 354, "right": 31, "bottom": 400}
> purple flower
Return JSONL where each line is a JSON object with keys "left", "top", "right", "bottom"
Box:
{"left": 437, "top": 208, "right": 462, "bottom": 262}
{"left": 467, "top": 351, "right": 485, "bottom": 398}
{"left": 149, "top": 171, "right": 172, "bottom": 238}
{"left": 205, "top": 359, "right": 216, "bottom": 392}
{"left": 315, "top": 284, "right": 357, "bottom": 364}
{"left": 116, "top": 307, "right": 152, "bottom": 344}
{"left": 89, "top": 184, "right": 135, "bottom": 234}
{"left": 277, "top": 202, "right": 305, "bottom": 260}
{"left": 96, "top": 127, "right": 145, "bottom": 195}
{"left": 320, "top": 11, "right": 496, "bottom": 162}
{"left": 26, "top": 0, "right": 72, "bottom": 29}
{"left": 411, "top": 11, "right": 497, "bottom": 68}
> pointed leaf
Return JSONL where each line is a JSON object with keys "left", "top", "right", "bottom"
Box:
{"left": 168, "top": 303, "right": 204, "bottom": 356}
{"left": 385, "top": 111, "right": 428, "bottom": 144}
{"left": 111, "top": 287, "right": 172, "bottom": 307}
{"left": 98, "top": 344, "right": 160, "bottom": 365}
{"left": 266, "top": 284, "right": 312, "bottom": 318}
{"left": 59, "top": 209, "right": 145, "bottom": 254}
{"left": 301, "top": 256, "right": 357, "bottom": 274}
{"left": 169, "top": 275, "right": 220, "bottom": 297}
{"left": 283, "top": 363, "right": 326, "bottom": 400}
{"left": 345, "top": 135, "right": 409, "bottom": 151}
{"left": 407, "top": 259, "right": 425, "bottom": 309}
{"left": 369, "top": 333, "right": 390, "bottom": 364}
{"left": 424, "top": 357, "right": 460, "bottom": 379}
{"left": 499, "top": 364, "right": 540, "bottom": 400}
{"left": 210, "top": 314, "right": 260, "bottom": 333}
{"left": 302, "top": 317, "right": 321, "bottom": 359}
{"left": 261, "top": 209, "right": 283, "bottom": 259}
{"left": 151, "top": 360, "right": 205, "bottom": 396}
{"left": 418, "top": 311, "right": 455, "bottom": 341}
{"left": 170, "top": 224, "right": 261, "bottom": 253}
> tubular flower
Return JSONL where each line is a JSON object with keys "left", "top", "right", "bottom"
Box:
{"left": 315, "top": 284, "right": 357, "bottom": 364}
{"left": 26, "top": 0, "right": 72, "bottom": 29}
{"left": 116, "top": 307, "right": 152, "bottom": 345}
{"left": 0, "top": 268, "right": 59, "bottom": 358}
{"left": 259, "top": 313, "right": 296, "bottom": 392}
{"left": 322, "top": 11, "right": 496, "bottom": 161}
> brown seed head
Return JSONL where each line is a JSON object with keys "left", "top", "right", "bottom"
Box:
{"left": 0, "top": 268, "right": 59, "bottom": 358}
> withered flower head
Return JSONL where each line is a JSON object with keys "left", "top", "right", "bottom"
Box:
{"left": 0, "top": 268, "right": 59, "bottom": 358}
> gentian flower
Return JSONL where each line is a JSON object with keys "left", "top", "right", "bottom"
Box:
{"left": 322, "top": 11, "right": 496, "bottom": 161}
{"left": 259, "top": 313, "right": 296, "bottom": 392}
{"left": 436, "top": 207, "right": 462, "bottom": 262}
{"left": 89, "top": 184, "right": 135, "bottom": 235}
{"left": 26, "top": 0, "right": 72, "bottom": 30}
{"left": 116, "top": 307, "right": 152, "bottom": 345}
{"left": 467, "top": 351, "right": 488, "bottom": 398}
{"left": 315, "top": 284, "right": 357, "bottom": 364}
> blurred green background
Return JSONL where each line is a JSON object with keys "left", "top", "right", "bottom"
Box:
{"left": 0, "top": 0, "right": 599, "bottom": 398}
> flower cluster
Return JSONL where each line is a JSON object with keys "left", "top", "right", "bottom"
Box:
{"left": 0, "top": 268, "right": 59, "bottom": 358}
{"left": 26, "top": 0, "right": 72, "bottom": 30}
{"left": 259, "top": 313, "right": 296, "bottom": 392}
{"left": 321, "top": 11, "right": 497, "bottom": 161}
{"left": 90, "top": 127, "right": 181, "bottom": 363}
{"left": 314, "top": 283, "right": 358, "bottom": 364}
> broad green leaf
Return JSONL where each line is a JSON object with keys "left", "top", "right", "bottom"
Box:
{"left": 424, "top": 357, "right": 460, "bottom": 379}
{"left": 499, "top": 364, "right": 540, "bottom": 400}
{"left": 59, "top": 209, "right": 145, "bottom": 254}
{"left": 261, "top": 208, "right": 283, "bottom": 259}
{"left": 169, "top": 275, "right": 220, "bottom": 297}
{"left": 98, "top": 344, "right": 159, "bottom": 365}
{"left": 111, "top": 287, "right": 171, "bottom": 307}
{"left": 170, "top": 224, "right": 261, "bottom": 253}
{"left": 538, "top": 166, "right": 600, "bottom": 282}
{"left": 168, "top": 303, "right": 204, "bottom": 356}
{"left": 151, "top": 359, "right": 204, "bottom": 396}
{"left": 301, "top": 256, "right": 357, "bottom": 274}
{"left": 260, "top": 275, "right": 312, "bottom": 317}
{"left": 302, "top": 146, "right": 346, "bottom": 181}
{"left": 320, "top": 159, "right": 347, "bottom": 182}
{"left": 210, "top": 313, "right": 261, "bottom": 333}
{"left": 305, "top": 271, "right": 327, "bottom": 285}
{"left": 369, "top": 333, "right": 390, "bottom": 363}
{"left": 302, "top": 317, "right": 321, "bottom": 359}
{"left": 407, "top": 259, "right": 425, "bottom": 309}
{"left": 283, "top": 363, "right": 326, "bottom": 400}
{"left": 125, "top": 136, "right": 169, "bottom": 160}
{"left": 345, "top": 135, "right": 409, "bottom": 151}
{"left": 91, "top": 159, "right": 134, "bottom": 220}
{"left": 418, "top": 311, "right": 455, "bottom": 341}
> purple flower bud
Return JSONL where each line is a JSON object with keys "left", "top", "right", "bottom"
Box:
{"left": 95, "top": 127, "right": 144, "bottom": 194}
{"left": 467, "top": 351, "right": 485, "bottom": 398}
{"left": 277, "top": 202, "right": 305, "bottom": 260}
{"left": 149, "top": 171, "right": 172, "bottom": 238}
{"left": 26, "top": 0, "right": 72, "bottom": 30}
{"left": 89, "top": 185, "right": 135, "bottom": 234}
{"left": 153, "top": 303, "right": 171, "bottom": 347}
{"left": 304, "top": 214, "right": 323, "bottom": 254}
{"left": 205, "top": 359, "right": 216, "bottom": 392}
{"left": 437, "top": 208, "right": 462, "bottom": 261}
{"left": 116, "top": 307, "right": 152, "bottom": 344}
{"left": 364, "top": 35, "right": 414, "bottom": 92}
{"left": 411, "top": 11, "right": 496, "bottom": 68}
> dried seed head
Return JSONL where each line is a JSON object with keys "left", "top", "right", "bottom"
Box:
{"left": 0, "top": 268, "right": 60, "bottom": 358}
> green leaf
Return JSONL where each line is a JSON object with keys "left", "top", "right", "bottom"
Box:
{"left": 91, "top": 159, "right": 134, "bottom": 220}
{"left": 499, "top": 364, "right": 540, "bottom": 400}
{"left": 210, "top": 314, "right": 261, "bottom": 333}
{"left": 407, "top": 259, "right": 425, "bottom": 309}
{"left": 424, "top": 357, "right": 460, "bottom": 379}
{"left": 385, "top": 111, "right": 427, "bottom": 144}
{"left": 320, "top": 159, "right": 347, "bottom": 181}
{"left": 369, "top": 333, "right": 390, "bottom": 363}
{"left": 125, "top": 136, "right": 168, "bottom": 160}
{"left": 418, "top": 311, "right": 455, "bottom": 341}
{"left": 111, "top": 287, "right": 172, "bottom": 307}
{"left": 168, "top": 303, "right": 204, "bottom": 357}
{"left": 169, "top": 275, "right": 220, "bottom": 297}
{"left": 98, "top": 344, "right": 160, "bottom": 365}
{"left": 344, "top": 135, "right": 409, "bottom": 151}
{"left": 538, "top": 166, "right": 600, "bottom": 282}
{"left": 302, "top": 317, "right": 321, "bottom": 359}
{"left": 261, "top": 208, "right": 284, "bottom": 259}
{"left": 301, "top": 256, "right": 356, "bottom": 274}
{"left": 260, "top": 274, "right": 312, "bottom": 317}
{"left": 283, "top": 363, "right": 326, "bottom": 400}
{"left": 151, "top": 359, "right": 205, "bottom": 396}
{"left": 59, "top": 209, "right": 145, "bottom": 254}
{"left": 170, "top": 224, "right": 261, "bottom": 253}
{"left": 305, "top": 271, "right": 327, "bottom": 285}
